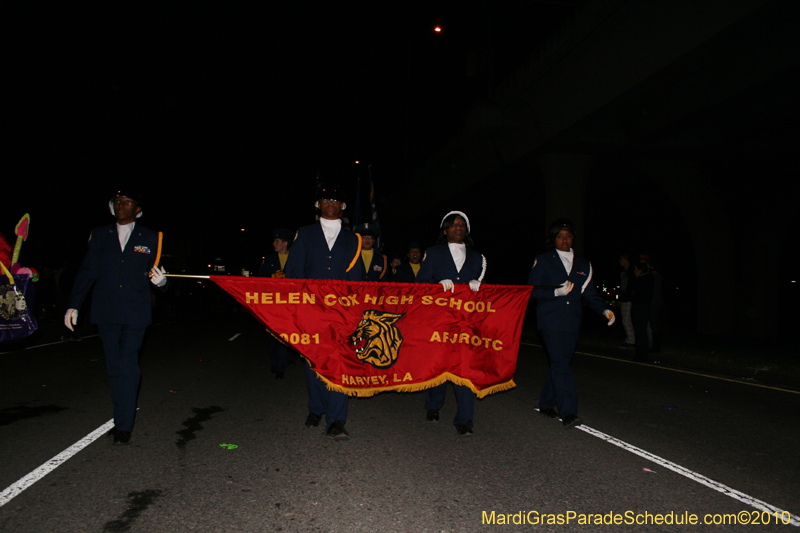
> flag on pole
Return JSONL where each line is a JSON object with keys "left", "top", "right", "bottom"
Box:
{"left": 352, "top": 175, "right": 364, "bottom": 228}
{"left": 368, "top": 165, "right": 382, "bottom": 251}
{"left": 314, "top": 172, "right": 323, "bottom": 222}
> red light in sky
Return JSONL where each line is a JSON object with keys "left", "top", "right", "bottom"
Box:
{"left": 434, "top": 26, "right": 442, "bottom": 33}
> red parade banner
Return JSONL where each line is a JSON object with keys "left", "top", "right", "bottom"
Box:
{"left": 211, "top": 276, "right": 532, "bottom": 398}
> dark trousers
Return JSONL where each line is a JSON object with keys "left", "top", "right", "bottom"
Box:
{"left": 98, "top": 324, "right": 147, "bottom": 432}
{"left": 268, "top": 335, "right": 291, "bottom": 373}
{"left": 305, "top": 361, "right": 348, "bottom": 433}
{"left": 649, "top": 303, "right": 663, "bottom": 351}
{"left": 539, "top": 329, "right": 579, "bottom": 419}
{"left": 425, "top": 382, "right": 475, "bottom": 429}
{"left": 632, "top": 305, "right": 651, "bottom": 361}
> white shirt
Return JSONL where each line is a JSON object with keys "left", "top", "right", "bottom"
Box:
{"left": 319, "top": 217, "right": 342, "bottom": 250}
{"left": 556, "top": 248, "right": 574, "bottom": 275}
{"left": 117, "top": 222, "right": 135, "bottom": 252}
{"left": 448, "top": 242, "right": 467, "bottom": 272}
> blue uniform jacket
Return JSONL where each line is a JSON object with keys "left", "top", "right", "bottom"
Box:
{"left": 362, "top": 253, "right": 390, "bottom": 282}
{"left": 258, "top": 252, "right": 286, "bottom": 277}
{"left": 392, "top": 262, "right": 418, "bottom": 283}
{"left": 415, "top": 244, "right": 486, "bottom": 284}
{"left": 69, "top": 223, "right": 165, "bottom": 325}
{"left": 528, "top": 251, "right": 608, "bottom": 332}
{"left": 284, "top": 223, "right": 363, "bottom": 281}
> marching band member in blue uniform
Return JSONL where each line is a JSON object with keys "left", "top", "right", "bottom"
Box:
{"left": 528, "top": 219, "right": 615, "bottom": 429}
{"left": 392, "top": 242, "right": 423, "bottom": 283}
{"left": 353, "top": 223, "right": 389, "bottom": 282}
{"left": 65, "top": 190, "right": 168, "bottom": 445}
{"left": 258, "top": 228, "right": 294, "bottom": 379}
{"left": 416, "top": 211, "right": 486, "bottom": 436}
{"left": 284, "top": 187, "right": 363, "bottom": 440}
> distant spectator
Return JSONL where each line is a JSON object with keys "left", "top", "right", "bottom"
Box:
{"left": 641, "top": 254, "right": 663, "bottom": 353}
{"left": 631, "top": 261, "right": 653, "bottom": 363}
{"left": 618, "top": 254, "right": 635, "bottom": 348}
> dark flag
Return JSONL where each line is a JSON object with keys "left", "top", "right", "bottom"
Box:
{"left": 352, "top": 176, "right": 364, "bottom": 228}
{"left": 368, "top": 165, "right": 382, "bottom": 251}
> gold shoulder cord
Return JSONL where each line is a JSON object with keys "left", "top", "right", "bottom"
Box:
{"left": 379, "top": 254, "right": 387, "bottom": 279}
{"left": 346, "top": 233, "right": 363, "bottom": 273}
{"left": 154, "top": 232, "right": 163, "bottom": 268}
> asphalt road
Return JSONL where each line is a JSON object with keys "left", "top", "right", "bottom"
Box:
{"left": 1, "top": 311, "right": 798, "bottom": 532}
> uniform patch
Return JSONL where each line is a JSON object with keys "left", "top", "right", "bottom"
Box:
{"left": 134, "top": 245, "right": 151, "bottom": 254}
{"left": 372, "top": 264, "right": 383, "bottom": 272}
{"left": 577, "top": 271, "right": 586, "bottom": 276}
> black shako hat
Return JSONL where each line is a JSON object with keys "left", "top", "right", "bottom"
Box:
{"left": 111, "top": 189, "right": 143, "bottom": 206}
{"left": 315, "top": 186, "right": 346, "bottom": 209}
{"left": 548, "top": 218, "right": 577, "bottom": 239}
{"left": 354, "top": 223, "right": 378, "bottom": 237}
{"left": 316, "top": 186, "right": 344, "bottom": 203}
{"left": 108, "top": 189, "right": 144, "bottom": 218}
{"left": 272, "top": 229, "right": 293, "bottom": 241}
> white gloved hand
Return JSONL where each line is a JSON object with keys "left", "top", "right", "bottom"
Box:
{"left": 469, "top": 280, "right": 481, "bottom": 292}
{"left": 603, "top": 309, "right": 616, "bottom": 326}
{"left": 554, "top": 281, "right": 574, "bottom": 297}
{"left": 150, "top": 266, "right": 167, "bottom": 287}
{"left": 64, "top": 309, "right": 78, "bottom": 331}
{"left": 439, "top": 279, "right": 454, "bottom": 292}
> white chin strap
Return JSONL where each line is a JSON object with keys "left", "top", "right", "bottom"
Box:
{"left": 441, "top": 211, "right": 470, "bottom": 233}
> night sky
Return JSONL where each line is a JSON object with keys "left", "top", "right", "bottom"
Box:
{"left": 6, "top": 3, "right": 799, "bottom": 335}
{"left": 7, "top": 3, "right": 573, "bottom": 269}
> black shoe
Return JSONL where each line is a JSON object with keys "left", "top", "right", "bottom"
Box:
{"left": 618, "top": 342, "right": 633, "bottom": 347}
{"left": 274, "top": 371, "right": 285, "bottom": 380}
{"left": 539, "top": 407, "right": 559, "bottom": 419}
{"left": 305, "top": 413, "right": 322, "bottom": 427}
{"left": 326, "top": 421, "right": 349, "bottom": 440}
{"left": 426, "top": 410, "right": 440, "bottom": 422}
{"left": 112, "top": 431, "right": 132, "bottom": 445}
{"left": 107, "top": 427, "right": 119, "bottom": 437}
{"left": 456, "top": 424, "right": 473, "bottom": 437}
{"left": 562, "top": 415, "right": 583, "bottom": 429}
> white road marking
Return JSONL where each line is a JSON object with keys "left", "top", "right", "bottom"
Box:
{"left": 228, "top": 333, "right": 241, "bottom": 341}
{"left": 519, "top": 341, "right": 799, "bottom": 394}
{"left": 0, "top": 419, "right": 114, "bottom": 508}
{"left": 0, "top": 334, "right": 101, "bottom": 355}
{"left": 577, "top": 424, "right": 799, "bottom": 526}
{"left": 24, "top": 335, "right": 101, "bottom": 349}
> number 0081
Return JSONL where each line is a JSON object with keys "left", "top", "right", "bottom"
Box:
{"left": 280, "top": 333, "right": 320, "bottom": 345}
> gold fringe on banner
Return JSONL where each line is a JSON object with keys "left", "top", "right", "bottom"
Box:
{"left": 312, "top": 368, "right": 515, "bottom": 399}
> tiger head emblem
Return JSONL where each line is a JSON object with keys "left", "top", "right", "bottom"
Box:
{"left": 348, "top": 310, "right": 405, "bottom": 369}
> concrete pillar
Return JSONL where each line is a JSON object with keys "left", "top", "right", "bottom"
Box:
{"left": 537, "top": 153, "right": 594, "bottom": 255}
{"left": 631, "top": 159, "right": 739, "bottom": 336}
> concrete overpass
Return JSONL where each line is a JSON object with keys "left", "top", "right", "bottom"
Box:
{"left": 403, "top": 0, "right": 798, "bottom": 337}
